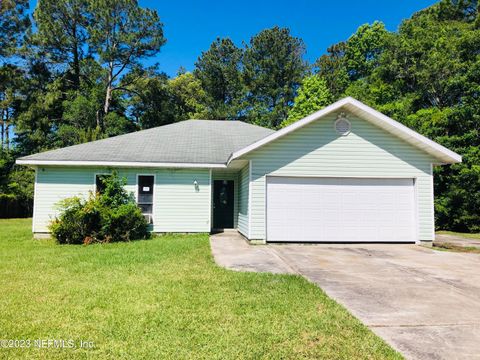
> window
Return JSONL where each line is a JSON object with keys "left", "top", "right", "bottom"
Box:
{"left": 335, "top": 117, "right": 351, "bottom": 136}
{"left": 137, "top": 175, "right": 154, "bottom": 216}
{"left": 95, "top": 174, "right": 111, "bottom": 194}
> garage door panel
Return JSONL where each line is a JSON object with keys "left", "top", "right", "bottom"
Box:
{"left": 266, "top": 177, "right": 416, "bottom": 242}
{"left": 396, "top": 210, "right": 414, "bottom": 221}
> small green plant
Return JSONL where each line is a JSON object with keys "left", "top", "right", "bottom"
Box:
{"left": 49, "top": 172, "right": 149, "bottom": 244}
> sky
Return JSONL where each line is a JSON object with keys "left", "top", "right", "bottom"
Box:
{"left": 28, "top": 0, "right": 437, "bottom": 77}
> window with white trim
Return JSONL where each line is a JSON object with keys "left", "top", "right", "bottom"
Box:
{"left": 95, "top": 174, "right": 111, "bottom": 194}
{"left": 137, "top": 175, "right": 154, "bottom": 220}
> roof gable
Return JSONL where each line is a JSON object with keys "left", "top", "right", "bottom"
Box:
{"left": 228, "top": 97, "right": 462, "bottom": 165}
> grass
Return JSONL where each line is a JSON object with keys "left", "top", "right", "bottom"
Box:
{"left": 432, "top": 243, "right": 480, "bottom": 253}
{"left": 436, "top": 231, "right": 480, "bottom": 240}
{"left": 0, "top": 219, "right": 401, "bottom": 359}
{"left": 434, "top": 231, "right": 480, "bottom": 253}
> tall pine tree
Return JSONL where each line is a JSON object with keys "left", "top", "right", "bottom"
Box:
{"left": 194, "top": 38, "right": 243, "bottom": 119}
{"left": 0, "top": 0, "right": 30, "bottom": 59}
{"left": 243, "top": 26, "right": 309, "bottom": 128}
{"left": 88, "top": 0, "right": 165, "bottom": 130}
{"left": 32, "top": 0, "right": 89, "bottom": 89}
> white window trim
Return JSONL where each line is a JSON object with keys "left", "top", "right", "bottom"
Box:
{"left": 93, "top": 172, "right": 112, "bottom": 194}
{"left": 136, "top": 174, "right": 156, "bottom": 226}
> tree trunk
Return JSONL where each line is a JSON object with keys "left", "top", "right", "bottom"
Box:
{"left": 72, "top": 21, "right": 80, "bottom": 89}
{"left": 101, "top": 62, "right": 114, "bottom": 132}
{"left": 5, "top": 108, "right": 9, "bottom": 150}
{"left": 1, "top": 108, "right": 4, "bottom": 149}
{"left": 72, "top": 43, "right": 80, "bottom": 89}
{"left": 104, "top": 84, "right": 112, "bottom": 115}
{"left": 5, "top": 124, "right": 9, "bottom": 150}
{"left": 96, "top": 110, "right": 101, "bottom": 130}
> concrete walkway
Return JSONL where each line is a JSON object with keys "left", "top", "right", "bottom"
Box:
{"left": 210, "top": 230, "right": 296, "bottom": 274}
{"left": 210, "top": 231, "right": 480, "bottom": 360}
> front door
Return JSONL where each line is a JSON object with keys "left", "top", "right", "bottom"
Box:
{"left": 213, "top": 180, "right": 234, "bottom": 229}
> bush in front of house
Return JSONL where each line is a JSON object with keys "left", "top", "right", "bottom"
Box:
{"left": 49, "top": 173, "right": 149, "bottom": 244}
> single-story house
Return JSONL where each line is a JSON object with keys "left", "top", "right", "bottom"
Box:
{"left": 17, "top": 97, "right": 462, "bottom": 244}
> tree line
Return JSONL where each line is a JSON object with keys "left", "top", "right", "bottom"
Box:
{"left": 0, "top": 0, "right": 479, "bottom": 231}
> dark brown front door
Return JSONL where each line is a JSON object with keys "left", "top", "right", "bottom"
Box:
{"left": 213, "top": 180, "right": 234, "bottom": 229}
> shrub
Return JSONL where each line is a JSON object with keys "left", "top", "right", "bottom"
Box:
{"left": 49, "top": 196, "right": 102, "bottom": 244}
{"left": 101, "top": 203, "right": 148, "bottom": 242}
{"left": 49, "top": 173, "right": 149, "bottom": 244}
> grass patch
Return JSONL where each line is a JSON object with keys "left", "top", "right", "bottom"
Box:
{"left": 436, "top": 231, "right": 480, "bottom": 240}
{"left": 433, "top": 243, "right": 480, "bottom": 254}
{"left": 0, "top": 219, "right": 401, "bottom": 359}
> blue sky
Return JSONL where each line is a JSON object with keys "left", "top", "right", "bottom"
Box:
{"left": 29, "top": 0, "right": 437, "bottom": 77}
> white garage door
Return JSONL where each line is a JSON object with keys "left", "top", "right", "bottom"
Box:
{"left": 266, "top": 177, "right": 416, "bottom": 242}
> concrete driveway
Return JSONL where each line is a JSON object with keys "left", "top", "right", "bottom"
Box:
{"left": 211, "top": 231, "right": 480, "bottom": 360}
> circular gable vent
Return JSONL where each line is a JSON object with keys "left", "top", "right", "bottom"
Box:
{"left": 335, "top": 115, "right": 351, "bottom": 136}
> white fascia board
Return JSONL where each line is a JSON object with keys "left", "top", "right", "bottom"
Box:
{"left": 227, "top": 97, "right": 352, "bottom": 163}
{"left": 346, "top": 97, "right": 462, "bottom": 163}
{"left": 228, "top": 97, "right": 462, "bottom": 164}
{"left": 16, "top": 159, "right": 227, "bottom": 169}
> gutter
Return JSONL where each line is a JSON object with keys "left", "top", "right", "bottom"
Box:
{"left": 15, "top": 159, "right": 228, "bottom": 169}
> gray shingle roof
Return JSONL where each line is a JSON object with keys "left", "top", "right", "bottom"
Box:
{"left": 18, "top": 120, "right": 275, "bottom": 165}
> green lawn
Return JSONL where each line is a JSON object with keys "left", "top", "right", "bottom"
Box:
{"left": 432, "top": 243, "right": 480, "bottom": 253}
{"left": 0, "top": 219, "right": 400, "bottom": 359}
{"left": 436, "top": 230, "right": 480, "bottom": 240}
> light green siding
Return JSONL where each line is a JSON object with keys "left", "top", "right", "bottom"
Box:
{"left": 32, "top": 110, "right": 439, "bottom": 241}
{"left": 151, "top": 169, "right": 210, "bottom": 232}
{"left": 241, "top": 111, "right": 436, "bottom": 242}
{"left": 212, "top": 169, "right": 239, "bottom": 228}
{"left": 33, "top": 167, "right": 211, "bottom": 233}
{"left": 33, "top": 167, "right": 95, "bottom": 233}
{"left": 237, "top": 163, "right": 249, "bottom": 237}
